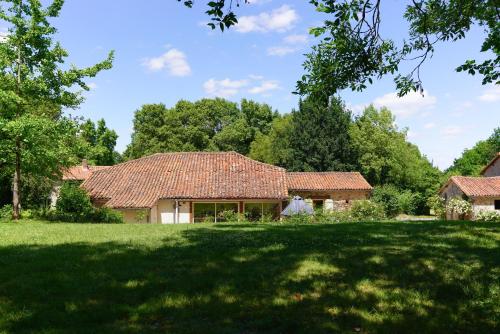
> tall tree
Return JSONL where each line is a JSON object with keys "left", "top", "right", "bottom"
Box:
{"left": 77, "top": 119, "right": 119, "bottom": 165}
{"left": 124, "top": 98, "right": 277, "bottom": 159}
{"left": 446, "top": 127, "right": 500, "bottom": 175}
{"left": 249, "top": 114, "right": 294, "bottom": 168}
{"left": 350, "top": 105, "right": 441, "bottom": 195}
{"left": 287, "top": 97, "right": 356, "bottom": 172}
{"left": 0, "top": 0, "right": 113, "bottom": 219}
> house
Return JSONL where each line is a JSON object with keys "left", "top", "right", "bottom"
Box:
{"left": 50, "top": 160, "right": 109, "bottom": 207}
{"left": 287, "top": 172, "right": 372, "bottom": 211}
{"left": 79, "top": 152, "right": 372, "bottom": 223}
{"left": 439, "top": 153, "right": 500, "bottom": 219}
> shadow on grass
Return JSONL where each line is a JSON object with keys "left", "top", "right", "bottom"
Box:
{"left": 0, "top": 221, "right": 498, "bottom": 333}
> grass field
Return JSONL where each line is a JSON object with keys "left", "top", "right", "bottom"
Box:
{"left": 0, "top": 220, "right": 498, "bottom": 333}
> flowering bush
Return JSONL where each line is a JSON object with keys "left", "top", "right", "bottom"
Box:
{"left": 475, "top": 210, "right": 500, "bottom": 222}
{"left": 427, "top": 195, "right": 446, "bottom": 218}
{"left": 446, "top": 198, "right": 472, "bottom": 219}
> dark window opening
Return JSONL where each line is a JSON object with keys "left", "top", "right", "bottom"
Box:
{"left": 495, "top": 200, "right": 500, "bottom": 210}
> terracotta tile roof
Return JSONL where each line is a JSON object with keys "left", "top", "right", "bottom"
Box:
{"left": 445, "top": 176, "right": 500, "bottom": 197}
{"left": 81, "top": 152, "right": 289, "bottom": 208}
{"left": 480, "top": 152, "right": 500, "bottom": 176}
{"left": 62, "top": 165, "right": 110, "bottom": 181}
{"left": 287, "top": 172, "right": 372, "bottom": 191}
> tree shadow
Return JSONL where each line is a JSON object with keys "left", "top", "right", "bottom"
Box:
{"left": 0, "top": 221, "right": 498, "bottom": 333}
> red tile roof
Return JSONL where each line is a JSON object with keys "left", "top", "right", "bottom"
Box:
{"left": 480, "top": 152, "right": 500, "bottom": 176}
{"left": 445, "top": 176, "right": 500, "bottom": 197}
{"left": 81, "top": 152, "right": 289, "bottom": 208}
{"left": 287, "top": 172, "right": 372, "bottom": 191}
{"left": 62, "top": 165, "right": 110, "bottom": 181}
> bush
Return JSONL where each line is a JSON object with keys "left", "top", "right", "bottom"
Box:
{"left": 0, "top": 204, "right": 12, "bottom": 220}
{"left": 90, "top": 208, "right": 124, "bottom": 224}
{"left": 372, "top": 185, "right": 401, "bottom": 217}
{"left": 283, "top": 213, "right": 313, "bottom": 224}
{"left": 372, "top": 185, "right": 427, "bottom": 216}
{"left": 475, "top": 210, "right": 500, "bottom": 222}
{"left": 56, "top": 182, "right": 93, "bottom": 215}
{"left": 350, "top": 200, "right": 386, "bottom": 221}
{"left": 427, "top": 195, "right": 446, "bottom": 218}
{"left": 446, "top": 198, "right": 472, "bottom": 220}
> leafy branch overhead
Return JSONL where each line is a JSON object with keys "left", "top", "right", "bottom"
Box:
{"left": 180, "top": 0, "right": 247, "bottom": 31}
{"left": 179, "top": 0, "right": 499, "bottom": 97}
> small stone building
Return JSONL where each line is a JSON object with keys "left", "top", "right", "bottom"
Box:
{"left": 439, "top": 153, "right": 500, "bottom": 220}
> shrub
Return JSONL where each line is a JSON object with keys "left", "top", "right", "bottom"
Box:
{"left": 91, "top": 208, "right": 124, "bottom": 224}
{"left": 350, "top": 200, "right": 386, "bottom": 221}
{"left": 427, "top": 195, "right": 446, "bottom": 218}
{"left": 217, "top": 209, "right": 240, "bottom": 222}
{"left": 475, "top": 210, "right": 500, "bottom": 222}
{"left": 0, "top": 204, "right": 12, "bottom": 220}
{"left": 446, "top": 198, "right": 472, "bottom": 220}
{"left": 56, "top": 182, "right": 93, "bottom": 215}
{"left": 371, "top": 185, "right": 401, "bottom": 217}
{"left": 283, "top": 213, "right": 313, "bottom": 224}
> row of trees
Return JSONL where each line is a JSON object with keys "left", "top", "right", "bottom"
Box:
{"left": 125, "top": 96, "right": 442, "bottom": 214}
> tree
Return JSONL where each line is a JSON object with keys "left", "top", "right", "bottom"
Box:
{"left": 249, "top": 114, "right": 294, "bottom": 168}
{"left": 446, "top": 127, "right": 500, "bottom": 175}
{"left": 77, "top": 119, "right": 120, "bottom": 165}
{"left": 298, "top": 0, "right": 499, "bottom": 98}
{"left": 0, "top": 0, "right": 113, "bottom": 219}
{"left": 287, "top": 97, "right": 356, "bottom": 172}
{"left": 124, "top": 98, "right": 277, "bottom": 159}
{"left": 176, "top": 1, "right": 498, "bottom": 98}
{"left": 350, "top": 105, "right": 441, "bottom": 199}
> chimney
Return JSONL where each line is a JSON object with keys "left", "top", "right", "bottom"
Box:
{"left": 82, "top": 159, "right": 89, "bottom": 171}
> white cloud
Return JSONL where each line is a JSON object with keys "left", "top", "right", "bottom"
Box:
{"left": 424, "top": 122, "right": 436, "bottom": 129}
{"left": 478, "top": 85, "right": 500, "bottom": 102}
{"left": 203, "top": 78, "right": 249, "bottom": 98}
{"left": 283, "top": 34, "right": 308, "bottom": 44}
{"left": 248, "top": 74, "right": 264, "bottom": 80}
{"left": 373, "top": 90, "right": 437, "bottom": 117}
{"left": 442, "top": 125, "right": 463, "bottom": 137}
{"left": 142, "top": 48, "right": 191, "bottom": 76}
{"left": 87, "top": 82, "right": 98, "bottom": 90}
{"left": 267, "top": 46, "right": 297, "bottom": 56}
{"left": 248, "top": 80, "right": 280, "bottom": 94}
{"left": 235, "top": 5, "right": 298, "bottom": 33}
{"left": 267, "top": 33, "right": 309, "bottom": 56}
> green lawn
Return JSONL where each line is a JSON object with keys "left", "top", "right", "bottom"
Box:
{"left": 0, "top": 220, "right": 498, "bottom": 333}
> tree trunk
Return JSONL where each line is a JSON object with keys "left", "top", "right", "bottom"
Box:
{"left": 12, "top": 139, "right": 21, "bottom": 220}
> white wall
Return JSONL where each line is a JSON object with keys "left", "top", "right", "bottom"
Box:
{"left": 472, "top": 197, "right": 500, "bottom": 218}
{"left": 157, "top": 199, "right": 190, "bottom": 224}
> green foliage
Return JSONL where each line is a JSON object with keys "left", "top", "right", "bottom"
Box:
{"left": 446, "top": 128, "right": 499, "bottom": 175}
{"left": 287, "top": 97, "right": 356, "bottom": 172}
{"left": 296, "top": 0, "right": 498, "bottom": 98}
{"left": 76, "top": 119, "right": 120, "bottom": 165}
{"left": 56, "top": 182, "right": 93, "bottom": 216}
{"left": 371, "top": 185, "right": 403, "bottom": 217}
{"left": 349, "top": 200, "right": 386, "bottom": 221}
{"left": 124, "top": 98, "right": 277, "bottom": 159}
{"left": 0, "top": 0, "right": 113, "bottom": 218}
{"left": 249, "top": 115, "right": 294, "bottom": 167}
{"left": 283, "top": 213, "right": 313, "bottom": 224}
{"left": 427, "top": 195, "right": 446, "bottom": 219}
{"left": 0, "top": 204, "right": 12, "bottom": 219}
{"left": 475, "top": 210, "right": 500, "bottom": 222}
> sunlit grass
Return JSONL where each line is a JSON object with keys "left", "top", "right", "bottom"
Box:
{"left": 0, "top": 219, "right": 498, "bottom": 333}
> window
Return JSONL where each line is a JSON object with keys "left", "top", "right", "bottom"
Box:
{"left": 245, "top": 203, "right": 262, "bottom": 221}
{"left": 313, "top": 200, "right": 324, "bottom": 211}
{"left": 216, "top": 202, "right": 239, "bottom": 222}
{"left": 194, "top": 203, "right": 216, "bottom": 223}
{"left": 245, "top": 202, "right": 280, "bottom": 221}
{"left": 193, "top": 202, "right": 239, "bottom": 223}
{"left": 495, "top": 200, "right": 500, "bottom": 210}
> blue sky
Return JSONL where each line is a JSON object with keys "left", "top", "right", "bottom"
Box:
{"left": 4, "top": 0, "right": 498, "bottom": 169}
